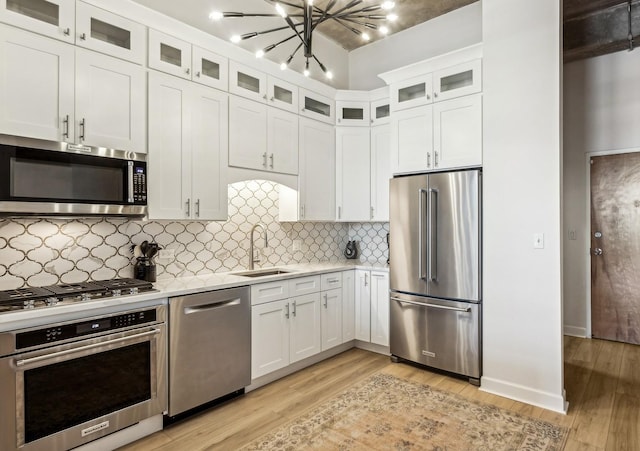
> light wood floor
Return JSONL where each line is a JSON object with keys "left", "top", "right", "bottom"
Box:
{"left": 121, "top": 336, "right": 639, "bottom": 450}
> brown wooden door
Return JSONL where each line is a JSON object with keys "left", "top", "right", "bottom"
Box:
{"left": 591, "top": 152, "right": 640, "bottom": 344}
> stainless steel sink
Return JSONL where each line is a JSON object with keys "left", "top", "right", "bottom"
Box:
{"left": 231, "top": 268, "right": 295, "bottom": 278}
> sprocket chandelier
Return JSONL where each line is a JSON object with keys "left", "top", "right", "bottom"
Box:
{"left": 210, "top": 1, "right": 398, "bottom": 80}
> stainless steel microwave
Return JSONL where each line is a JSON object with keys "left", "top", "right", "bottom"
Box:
{"left": 0, "top": 135, "right": 147, "bottom": 217}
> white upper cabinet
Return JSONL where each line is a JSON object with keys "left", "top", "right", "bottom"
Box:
{"left": 192, "top": 45, "right": 227, "bottom": 91}
{"left": 148, "top": 28, "right": 191, "bottom": 79}
{"left": 229, "top": 95, "right": 298, "bottom": 176}
{"left": 75, "top": 48, "right": 145, "bottom": 152}
{"left": 391, "top": 104, "right": 433, "bottom": 174}
{"left": 0, "top": 24, "right": 74, "bottom": 142}
{"left": 0, "top": 0, "right": 75, "bottom": 43}
{"left": 335, "top": 126, "right": 370, "bottom": 222}
{"left": 370, "top": 98, "right": 390, "bottom": 126}
{"left": 75, "top": 2, "right": 145, "bottom": 64}
{"left": 370, "top": 124, "right": 391, "bottom": 222}
{"left": 391, "top": 73, "right": 433, "bottom": 112}
{"left": 299, "top": 88, "right": 334, "bottom": 124}
{"left": 336, "top": 100, "right": 370, "bottom": 126}
{"left": 229, "top": 61, "right": 267, "bottom": 103}
{"left": 433, "top": 93, "right": 482, "bottom": 169}
{"left": 148, "top": 29, "right": 228, "bottom": 91}
{"left": 147, "top": 71, "right": 228, "bottom": 221}
{"left": 433, "top": 59, "right": 482, "bottom": 102}
{"left": 267, "top": 76, "right": 298, "bottom": 114}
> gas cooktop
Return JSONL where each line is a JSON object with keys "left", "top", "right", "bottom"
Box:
{"left": 0, "top": 279, "right": 156, "bottom": 314}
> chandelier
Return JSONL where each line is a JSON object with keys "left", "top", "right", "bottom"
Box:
{"left": 210, "top": 1, "right": 398, "bottom": 80}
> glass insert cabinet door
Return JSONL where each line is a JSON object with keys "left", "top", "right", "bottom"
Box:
{"left": 0, "top": 0, "right": 75, "bottom": 43}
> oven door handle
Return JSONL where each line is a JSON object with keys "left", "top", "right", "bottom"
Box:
{"left": 15, "top": 328, "right": 161, "bottom": 367}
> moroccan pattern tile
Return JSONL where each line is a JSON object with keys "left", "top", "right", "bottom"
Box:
{"left": 0, "top": 181, "right": 352, "bottom": 290}
{"left": 348, "top": 222, "right": 390, "bottom": 264}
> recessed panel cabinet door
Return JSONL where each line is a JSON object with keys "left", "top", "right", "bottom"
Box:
{"left": 342, "top": 270, "right": 356, "bottom": 342}
{"left": 321, "top": 288, "right": 342, "bottom": 351}
{"left": 433, "top": 93, "right": 482, "bottom": 169}
{"left": 0, "top": 25, "right": 74, "bottom": 142}
{"left": 370, "top": 271, "right": 390, "bottom": 346}
{"left": 391, "top": 104, "right": 433, "bottom": 174}
{"left": 336, "top": 126, "right": 370, "bottom": 221}
{"left": 355, "top": 269, "right": 371, "bottom": 342}
{"left": 75, "top": 49, "right": 145, "bottom": 152}
{"left": 371, "top": 124, "right": 391, "bottom": 222}
{"left": 147, "top": 71, "right": 190, "bottom": 220}
{"left": 289, "top": 293, "right": 321, "bottom": 363}
{"left": 267, "top": 107, "right": 298, "bottom": 175}
{"left": 252, "top": 299, "right": 290, "bottom": 379}
{"left": 228, "top": 95, "right": 267, "bottom": 171}
{"left": 191, "top": 85, "right": 228, "bottom": 220}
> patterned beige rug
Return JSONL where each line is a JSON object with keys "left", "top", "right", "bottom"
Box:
{"left": 241, "top": 373, "right": 568, "bottom": 450}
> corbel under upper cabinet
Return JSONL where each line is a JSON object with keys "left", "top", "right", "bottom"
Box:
{"left": 75, "top": 2, "right": 146, "bottom": 64}
{"left": 148, "top": 28, "right": 228, "bottom": 92}
{"left": 0, "top": 0, "right": 75, "bottom": 43}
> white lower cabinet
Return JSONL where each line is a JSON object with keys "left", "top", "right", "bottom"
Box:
{"left": 342, "top": 270, "right": 356, "bottom": 342}
{"left": 355, "top": 269, "right": 390, "bottom": 346}
{"left": 148, "top": 71, "right": 228, "bottom": 220}
{"left": 290, "top": 292, "right": 322, "bottom": 363}
{"left": 252, "top": 298, "right": 290, "bottom": 378}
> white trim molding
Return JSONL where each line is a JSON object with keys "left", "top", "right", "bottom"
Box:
{"left": 480, "top": 377, "right": 568, "bottom": 414}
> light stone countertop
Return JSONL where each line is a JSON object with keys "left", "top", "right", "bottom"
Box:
{"left": 0, "top": 261, "right": 388, "bottom": 331}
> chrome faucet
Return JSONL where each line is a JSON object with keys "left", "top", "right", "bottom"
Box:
{"left": 249, "top": 223, "right": 268, "bottom": 270}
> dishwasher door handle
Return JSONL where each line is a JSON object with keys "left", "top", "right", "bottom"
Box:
{"left": 184, "top": 297, "right": 241, "bottom": 314}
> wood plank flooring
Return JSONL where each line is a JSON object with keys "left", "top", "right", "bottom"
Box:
{"left": 121, "top": 336, "right": 640, "bottom": 450}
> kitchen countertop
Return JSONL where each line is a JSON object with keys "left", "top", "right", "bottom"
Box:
{"left": 0, "top": 261, "right": 388, "bottom": 331}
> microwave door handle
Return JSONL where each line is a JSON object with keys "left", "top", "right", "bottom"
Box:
{"left": 127, "top": 161, "right": 134, "bottom": 203}
{"left": 418, "top": 188, "right": 428, "bottom": 280}
{"left": 429, "top": 188, "right": 438, "bottom": 282}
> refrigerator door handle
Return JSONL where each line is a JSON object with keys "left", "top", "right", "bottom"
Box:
{"left": 390, "top": 297, "right": 471, "bottom": 313}
{"left": 428, "top": 188, "right": 438, "bottom": 282}
{"left": 418, "top": 188, "right": 429, "bottom": 280}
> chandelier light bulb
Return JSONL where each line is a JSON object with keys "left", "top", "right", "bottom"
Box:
{"left": 275, "top": 3, "right": 287, "bottom": 18}
{"left": 381, "top": 1, "right": 395, "bottom": 10}
{"left": 387, "top": 13, "right": 398, "bottom": 22}
{"left": 280, "top": 62, "right": 288, "bottom": 70}
{"left": 325, "top": 71, "right": 334, "bottom": 80}
{"left": 230, "top": 34, "right": 241, "bottom": 43}
{"left": 307, "top": 0, "right": 313, "bottom": 5}
{"left": 303, "top": 61, "right": 310, "bottom": 77}
{"left": 255, "top": 49, "right": 265, "bottom": 58}
{"left": 209, "top": 11, "right": 223, "bottom": 21}
{"left": 380, "top": 25, "right": 389, "bottom": 35}
{"left": 362, "top": 32, "right": 371, "bottom": 41}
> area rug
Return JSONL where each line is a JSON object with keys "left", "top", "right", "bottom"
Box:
{"left": 241, "top": 373, "right": 568, "bottom": 450}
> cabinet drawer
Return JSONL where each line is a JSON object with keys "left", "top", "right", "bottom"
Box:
{"left": 321, "top": 272, "right": 342, "bottom": 290}
{"left": 251, "top": 280, "right": 289, "bottom": 305}
{"left": 289, "top": 275, "right": 321, "bottom": 296}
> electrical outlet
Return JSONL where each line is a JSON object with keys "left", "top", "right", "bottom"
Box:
{"left": 533, "top": 233, "right": 544, "bottom": 249}
{"left": 568, "top": 230, "right": 577, "bottom": 240}
{"left": 292, "top": 239, "right": 302, "bottom": 252}
{"left": 158, "top": 249, "right": 175, "bottom": 260}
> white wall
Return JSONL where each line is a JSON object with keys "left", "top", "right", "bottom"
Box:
{"left": 348, "top": 2, "right": 482, "bottom": 90}
{"left": 563, "top": 49, "right": 640, "bottom": 336}
{"left": 481, "top": 0, "right": 565, "bottom": 412}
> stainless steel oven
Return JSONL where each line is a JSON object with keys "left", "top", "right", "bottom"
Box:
{"left": 0, "top": 134, "right": 147, "bottom": 217}
{"left": 0, "top": 305, "right": 167, "bottom": 451}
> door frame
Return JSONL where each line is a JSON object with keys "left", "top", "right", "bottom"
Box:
{"left": 584, "top": 147, "right": 640, "bottom": 338}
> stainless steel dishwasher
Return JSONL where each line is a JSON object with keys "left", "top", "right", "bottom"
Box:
{"left": 168, "top": 286, "right": 250, "bottom": 416}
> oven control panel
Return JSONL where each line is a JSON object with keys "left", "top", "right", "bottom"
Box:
{"left": 16, "top": 309, "right": 157, "bottom": 350}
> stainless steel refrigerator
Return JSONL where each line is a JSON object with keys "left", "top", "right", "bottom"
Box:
{"left": 389, "top": 169, "right": 481, "bottom": 384}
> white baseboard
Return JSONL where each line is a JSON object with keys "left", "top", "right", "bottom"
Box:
{"left": 354, "top": 340, "right": 390, "bottom": 355}
{"left": 480, "top": 377, "right": 567, "bottom": 414}
{"left": 564, "top": 325, "right": 587, "bottom": 337}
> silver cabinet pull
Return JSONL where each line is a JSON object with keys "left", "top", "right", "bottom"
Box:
{"left": 185, "top": 68, "right": 190, "bottom": 75}
{"left": 370, "top": 206, "right": 374, "bottom": 220}
{"left": 196, "top": 71, "right": 201, "bottom": 77}
{"left": 263, "top": 94, "right": 267, "bottom": 100}
{"left": 79, "top": 118, "right": 86, "bottom": 141}
{"left": 291, "top": 300, "right": 296, "bottom": 317}
{"left": 195, "top": 199, "right": 200, "bottom": 218}
{"left": 426, "top": 94, "right": 431, "bottom": 100}
{"left": 434, "top": 92, "right": 439, "bottom": 98}
{"left": 327, "top": 278, "right": 339, "bottom": 283}
{"left": 270, "top": 96, "right": 274, "bottom": 102}
{"left": 185, "top": 198, "right": 191, "bottom": 217}
{"left": 285, "top": 303, "right": 290, "bottom": 319}
{"left": 79, "top": 32, "right": 86, "bottom": 40}
{"left": 364, "top": 273, "right": 368, "bottom": 287}
{"left": 269, "top": 153, "right": 274, "bottom": 169}
{"left": 323, "top": 293, "right": 328, "bottom": 308}
{"left": 63, "top": 28, "right": 70, "bottom": 36}
{"left": 300, "top": 204, "right": 305, "bottom": 219}
{"left": 262, "top": 152, "right": 268, "bottom": 167}
{"left": 338, "top": 206, "right": 342, "bottom": 219}
{"left": 434, "top": 151, "right": 439, "bottom": 167}
{"left": 427, "top": 152, "right": 431, "bottom": 168}
{"left": 418, "top": 188, "right": 428, "bottom": 280}
{"left": 390, "top": 297, "right": 471, "bottom": 313}
{"left": 62, "top": 115, "right": 70, "bottom": 138}
{"left": 428, "top": 188, "right": 438, "bottom": 282}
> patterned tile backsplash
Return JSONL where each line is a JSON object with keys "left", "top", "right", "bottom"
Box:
{"left": 0, "top": 180, "right": 389, "bottom": 290}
